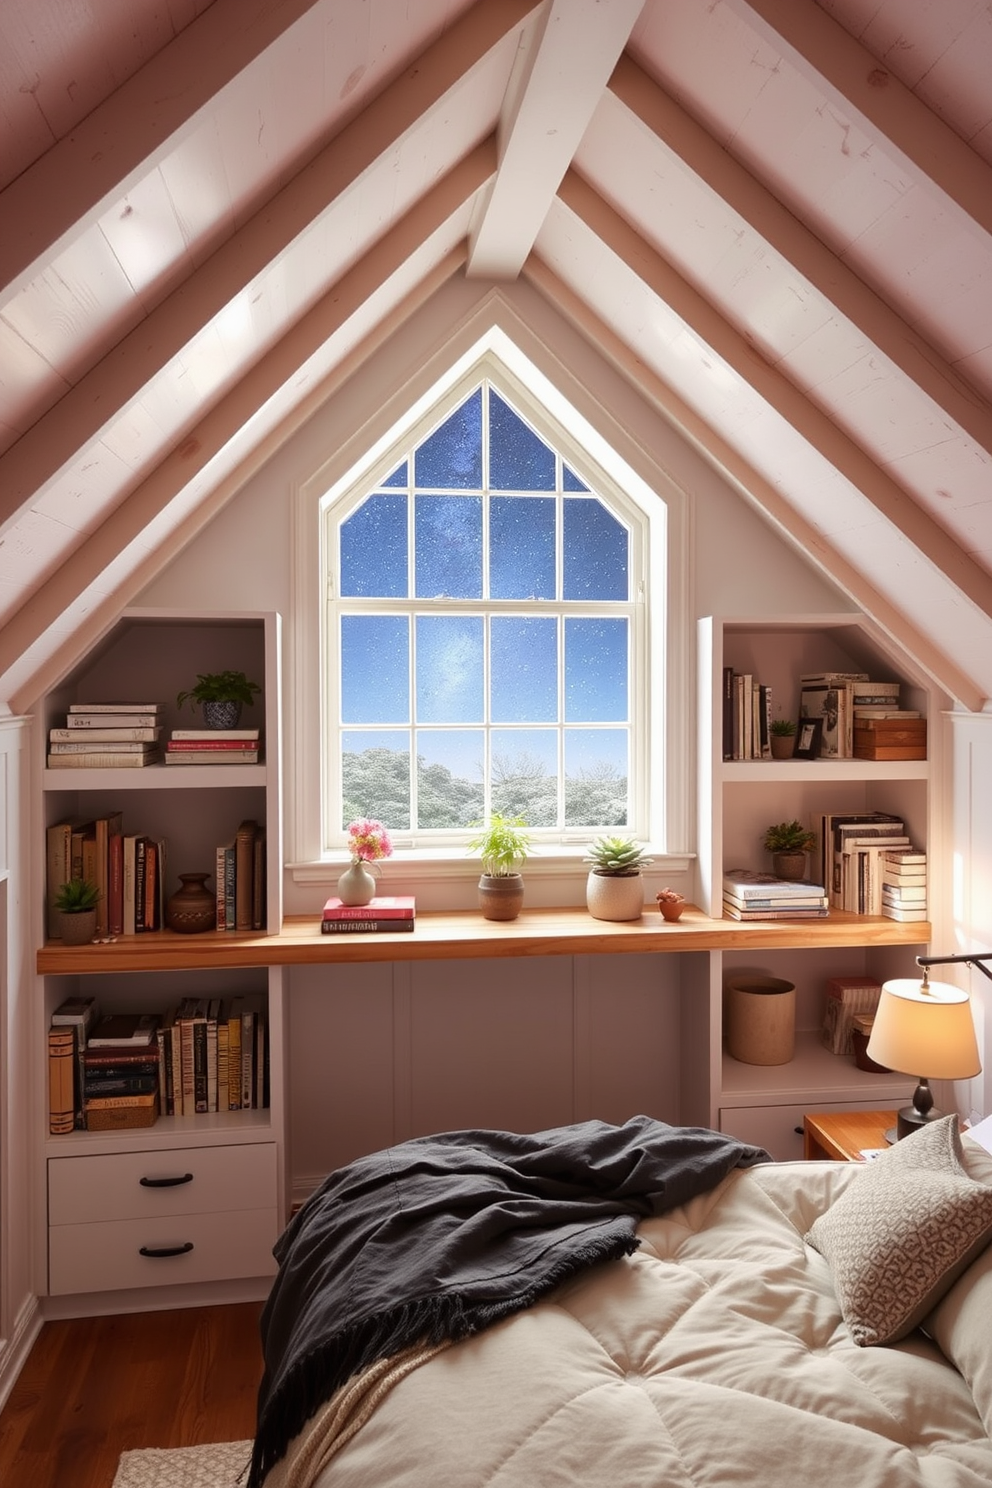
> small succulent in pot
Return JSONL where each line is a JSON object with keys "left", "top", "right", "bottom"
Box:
{"left": 656, "top": 887, "right": 686, "bottom": 921}
{"left": 53, "top": 878, "right": 101, "bottom": 945}
{"left": 769, "top": 718, "right": 796, "bottom": 738}
{"left": 762, "top": 820, "right": 816, "bottom": 854}
{"left": 584, "top": 835, "right": 654, "bottom": 876}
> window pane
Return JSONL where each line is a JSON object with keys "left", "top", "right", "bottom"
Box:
{"left": 491, "top": 616, "right": 557, "bottom": 722}
{"left": 565, "top": 617, "right": 628, "bottom": 722}
{"left": 563, "top": 464, "right": 588, "bottom": 492}
{"left": 342, "top": 731, "right": 411, "bottom": 830}
{"left": 564, "top": 729, "right": 628, "bottom": 827}
{"left": 490, "top": 496, "right": 555, "bottom": 599}
{"left": 491, "top": 729, "right": 558, "bottom": 826}
{"left": 340, "top": 495, "right": 407, "bottom": 597}
{"left": 382, "top": 462, "right": 407, "bottom": 488}
{"left": 341, "top": 616, "right": 409, "bottom": 723}
{"left": 415, "top": 495, "right": 482, "bottom": 598}
{"left": 416, "top": 615, "right": 484, "bottom": 723}
{"left": 489, "top": 391, "right": 555, "bottom": 490}
{"left": 415, "top": 730, "right": 484, "bottom": 828}
{"left": 415, "top": 389, "right": 482, "bottom": 488}
{"left": 564, "top": 497, "right": 629, "bottom": 600}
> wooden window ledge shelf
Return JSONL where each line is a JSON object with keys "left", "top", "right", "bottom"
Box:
{"left": 37, "top": 907, "right": 930, "bottom": 973}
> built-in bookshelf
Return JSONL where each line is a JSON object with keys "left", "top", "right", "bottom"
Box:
{"left": 36, "top": 609, "right": 286, "bottom": 1307}
{"left": 695, "top": 614, "right": 948, "bottom": 1158}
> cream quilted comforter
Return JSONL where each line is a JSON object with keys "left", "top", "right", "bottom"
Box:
{"left": 264, "top": 1155, "right": 992, "bottom": 1488}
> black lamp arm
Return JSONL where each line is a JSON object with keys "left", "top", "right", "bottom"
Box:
{"left": 916, "top": 952, "right": 992, "bottom": 984}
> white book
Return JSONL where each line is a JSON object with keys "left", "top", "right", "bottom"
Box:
{"left": 170, "top": 728, "right": 260, "bottom": 740}
{"left": 66, "top": 713, "right": 162, "bottom": 728}
{"left": 49, "top": 726, "right": 161, "bottom": 742}
{"left": 69, "top": 702, "right": 163, "bottom": 713}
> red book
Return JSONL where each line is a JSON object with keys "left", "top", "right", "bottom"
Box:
{"left": 322, "top": 895, "right": 415, "bottom": 920}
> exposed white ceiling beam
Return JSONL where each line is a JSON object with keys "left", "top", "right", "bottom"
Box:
{"left": 467, "top": 0, "right": 644, "bottom": 279}
{"left": 0, "top": 0, "right": 328, "bottom": 297}
{"left": 0, "top": 0, "right": 535, "bottom": 538}
{"left": 608, "top": 55, "right": 992, "bottom": 457}
{"left": 0, "top": 147, "right": 493, "bottom": 700}
{"left": 557, "top": 168, "right": 992, "bottom": 623}
{"left": 523, "top": 254, "right": 984, "bottom": 713}
{"left": 735, "top": 0, "right": 992, "bottom": 242}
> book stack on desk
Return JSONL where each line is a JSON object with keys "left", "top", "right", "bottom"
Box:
{"left": 321, "top": 896, "right": 416, "bottom": 933}
{"left": 722, "top": 870, "right": 828, "bottom": 920}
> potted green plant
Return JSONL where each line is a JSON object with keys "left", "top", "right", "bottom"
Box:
{"left": 584, "top": 835, "right": 654, "bottom": 921}
{"left": 176, "top": 670, "right": 261, "bottom": 730}
{"left": 763, "top": 819, "right": 817, "bottom": 881}
{"left": 468, "top": 814, "right": 531, "bottom": 921}
{"left": 53, "top": 878, "right": 100, "bottom": 945}
{"left": 769, "top": 717, "right": 797, "bottom": 759}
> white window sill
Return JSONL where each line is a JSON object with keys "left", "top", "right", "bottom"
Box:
{"left": 288, "top": 849, "right": 695, "bottom": 889}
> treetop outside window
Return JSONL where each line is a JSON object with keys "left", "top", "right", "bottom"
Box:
{"left": 324, "top": 375, "right": 651, "bottom": 848}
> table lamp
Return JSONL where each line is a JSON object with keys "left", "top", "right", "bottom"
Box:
{"left": 866, "top": 966, "right": 982, "bottom": 1142}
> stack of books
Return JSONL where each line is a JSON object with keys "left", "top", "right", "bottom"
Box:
{"left": 722, "top": 871, "right": 828, "bottom": 920}
{"left": 165, "top": 728, "right": 261, "bottom": 765}
{"left": 82, "top": 1013, "right": 161, "bottom": 1129}
{"left": 156, "top": 996, "right": 267, "bottom": 1114}
{"left": 47, "top": 703, "right": 164, "bottom": 768}
{"left": 880, "top": 849, "right": 928, "bottom": 922}
{"left": 321, "top": 895, "right": 416, "bottom": 933}
{"left": 817, "top": 811, "right": 912, "bottom": 913}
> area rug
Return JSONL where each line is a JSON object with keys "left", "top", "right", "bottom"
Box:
{"left": 112, "top": 1440, "right": 253, "bottom": 1488}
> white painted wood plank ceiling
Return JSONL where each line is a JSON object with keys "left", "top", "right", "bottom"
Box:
{"left": 0, "top": 0, "right": 990, "bottom": 711}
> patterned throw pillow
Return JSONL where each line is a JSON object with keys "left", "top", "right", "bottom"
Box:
{"left": 806, "top": 1115, "right": 992, "bottom": 1346}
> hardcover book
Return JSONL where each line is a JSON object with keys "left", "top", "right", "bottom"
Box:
{"left": 87, "top": 1012, "right": 161, "bottom": 1048}
{"left": 322, "top": 895, "right": 416, "bottom": 920}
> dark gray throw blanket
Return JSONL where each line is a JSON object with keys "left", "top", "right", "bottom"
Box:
{"left": 248, "top": 1115, "right": 769, "bottom": 1487}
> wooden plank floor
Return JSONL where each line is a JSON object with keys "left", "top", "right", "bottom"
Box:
{"left": 0, "top": 1303, "right": 263, "bottom": 1488}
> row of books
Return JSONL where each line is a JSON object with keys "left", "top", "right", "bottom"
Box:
{"left": 321, "top": 896, "right": 416, "bottom": 933}
{"left": 815, "top": 810, "right": 926, "bottom": 917}
{"left": 721, "top": 669, "right": 774, "bottom": 760}
{"left": 47, "top": 999, "right": 268, "bottom": 1134}
{"left": 798, "top": 672, "right": 920, "bottom": 760}
{"left": 216, "top": 818, "right": 266, "bottom": 931}
{"left": 46, "top": 810, "right": 126, "bottom": 939}
{"left": 47, "top": 701, "right": 166, "bottom": 769}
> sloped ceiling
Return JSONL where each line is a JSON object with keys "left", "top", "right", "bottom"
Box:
{"left": 1, "top": 0, "right": 990, "bottom": 713}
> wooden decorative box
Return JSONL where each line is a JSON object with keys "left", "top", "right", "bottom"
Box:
{"left": 853, "top": 718, "right": 927, "bottom": 760}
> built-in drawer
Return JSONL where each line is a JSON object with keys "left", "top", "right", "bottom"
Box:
{"left": 49, "top": 1206, "right": 278, "bottom": 1295}
{"left": 48, "top": 1142, "right": 277, "bottom": 1225}
{"left": 720, "top": 1100, "right": 902, "bottom": 1162}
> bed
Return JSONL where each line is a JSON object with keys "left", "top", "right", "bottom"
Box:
{"left": 249, "top": 1113, "right": 992, "bottom": 1488}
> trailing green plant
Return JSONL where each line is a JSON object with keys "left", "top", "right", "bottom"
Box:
{"left": 769, "top": 717, "right": 796, "bottom": 737}
{"left": 176, "top": 670, "right": 261, "bottom": 709}
{"left": 762, "top": 819, "right": 817, "bottom": 853}
{"left": 54, "top": 878, "right": 101, "bottom": 913}
{"left": 468, "top": 814, "right": 531, "bottom": 877}
{"left": 585, "top": 835, "right": 654, "bottom": 876}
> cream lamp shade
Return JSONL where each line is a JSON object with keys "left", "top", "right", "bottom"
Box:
{"left": 867, "top": 974, "right": 982, "bottom": 1140}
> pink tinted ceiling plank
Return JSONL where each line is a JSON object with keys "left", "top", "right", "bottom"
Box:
{"left": 0, "top": 0, "right": 331, "bottom": 295}
{"left": 467, "top": 0, "right": 644, "bottom": 279}
{"left": 0, "top": 143, "right": 492, "bottom": 698}
{"left": 523, "top": 253, "right": 985, "bottom": 712}
{"left": 607, "top": 56, "right": 992, "bottom": 455}
{"left": 735, "top": 0, "right": 992, "bottom": 240}
{"left": 0, "top": 0, "right": 536, "bottom": 537}
{"left": 557, "top": 168, "right": 992, "bottom": 622}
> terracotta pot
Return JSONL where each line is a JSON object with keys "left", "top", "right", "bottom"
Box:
{"left": 658, "top": 899, "right": 685, "bottom": 922}
{"left": 165, "top": 872, "right": 217, "bottom": 933}
{"left": 586, "top": 870, "right": 644, "bottom": 922}
{"left": 770, "top": 734, "right": 795, "bottom": 759}
{"left": 337, "top": 861, "right": 377, "bottom": 906}
{"left": 478, "top": 873, "right": 524, "bottom": 921}
{"left": 772, "top": 850, "right": 808, "bottom": 881}
{"left": 57, "top": 909, "right": 97, "bottom": 945}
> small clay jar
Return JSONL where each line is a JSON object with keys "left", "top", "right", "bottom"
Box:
{"left": 165, "top": 872, "right": 217, "bottom": 934}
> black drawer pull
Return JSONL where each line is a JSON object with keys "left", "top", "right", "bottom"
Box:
{"left": 794, "top": 1126, "right": 804, "bottom": 1136}
{"left": 139, "top": 1173, "right": 194, "bottom": 1188}
{"left": 139, "top": 1242, "right": 195, "bottom": 1258}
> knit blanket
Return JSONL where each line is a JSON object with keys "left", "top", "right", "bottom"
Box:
{"left": 248, "top": 1116, "right": 769, "bottom": 1488}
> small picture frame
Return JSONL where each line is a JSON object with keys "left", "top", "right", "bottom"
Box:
{"left": 793, "top": 717, "right": 823, "bottom": 759}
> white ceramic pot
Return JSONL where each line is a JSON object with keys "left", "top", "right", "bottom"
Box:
{"left": 585, "top": 870, "right": 644, "bottom": 922}
{"left": 337, "top": 861, "right": 377, "bottom": 906}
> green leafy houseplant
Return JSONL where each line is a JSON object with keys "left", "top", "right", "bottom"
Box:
{"left": 54, "top": 878, "right": 101, "bottom": 913}
{"left": 584, "top": 835, "right": 654, "bottom": 876}
{"left": 468, "top": 814, "right": 531, "bottom": 877}
{"left": 176, "top": 670, "right": 261, "bottom": 709}
{"left": 769, "top": 718, "right": 796, "bottom": 738}
{"left": 763, "top": 820, "right": 817, "bottom": 853}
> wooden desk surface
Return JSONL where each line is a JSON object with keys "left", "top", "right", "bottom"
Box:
{"left": 804, "top": 1109, "right": 895, "bottom": 1162}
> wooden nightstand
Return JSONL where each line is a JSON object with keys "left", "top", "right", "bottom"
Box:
{"left": 803, "top": 1110, "right": 896, "bottom": 1162}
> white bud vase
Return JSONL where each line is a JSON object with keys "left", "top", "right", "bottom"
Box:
{"left": 337, "top": 861, "right": 377, "bottom": 906}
